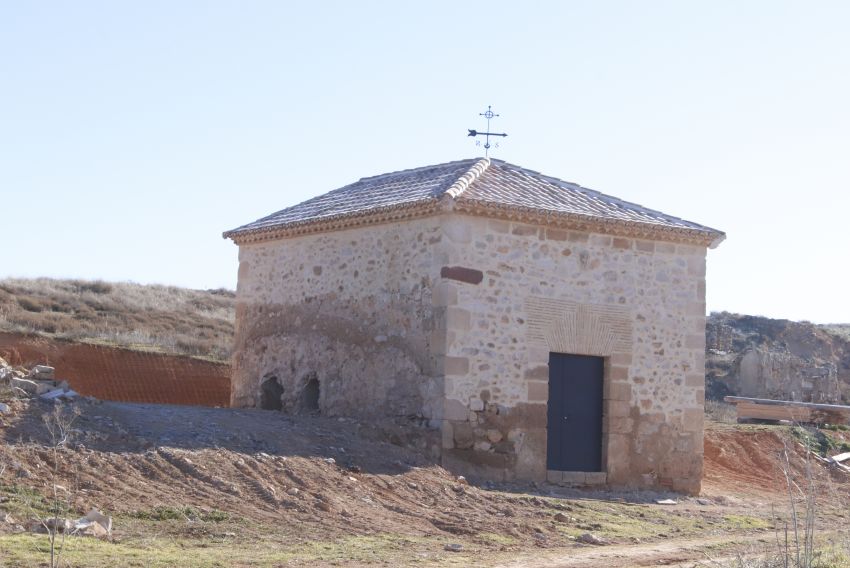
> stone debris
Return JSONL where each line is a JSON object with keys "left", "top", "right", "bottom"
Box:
{"left": 443, "top": 543, "right": 463, "bottom": 552}
{"left": 40, "top": 517, "right": 73, "bottom": 533}
{"left": 0, "top": 402, "right": 9, "bottom": 414}
{"left": 40, "top": 388, "right": 78, "bottom": 402}
{"left": 656, "top": 499, "right": 678, "bottom": 505}
{"left": 577, "top": 532, "right": 607, "bottom": 545}
{"left": 10, "top": 377, "right": 43, "bottom": 396}
{"left": 1, "top": 359, "right": 73, "bottom": 402}
{"left": 30, "top": 509, "right": 112, "bottom": 539}
{"left": 73, "top": 508, "right": 112, "bottom": 538}
{"left": 28, "top": 365, "right": 55, "bottom": 381}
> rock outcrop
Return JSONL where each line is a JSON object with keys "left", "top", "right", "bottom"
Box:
{"left": 706, "top": 313, "right": 850, "bottom": 403}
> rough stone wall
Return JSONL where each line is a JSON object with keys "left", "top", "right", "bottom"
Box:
{"left": 231, "top": 218, "right": 444, "bottom": 425}
{"left": 436, "top": 215, "right": 707, "bottom": 494}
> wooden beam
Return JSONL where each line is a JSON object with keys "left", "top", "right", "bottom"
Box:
{"left": 723, "top": 396, "right": 850, "bottom": 425}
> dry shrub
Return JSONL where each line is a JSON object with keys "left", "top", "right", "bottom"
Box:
{"left": 706, "top": 399, "right": 738, "bottom": 424}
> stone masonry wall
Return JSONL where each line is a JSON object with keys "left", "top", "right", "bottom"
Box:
{"left": 232, "top": 218, "right": 444, "bottom": 426}
{"left": 435, "top": 215, "right": 707, "bottom": 494}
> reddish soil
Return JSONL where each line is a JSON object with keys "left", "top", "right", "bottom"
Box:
{"left": 0, "top": 332, "right": 230, "bottom": 407}
{"left": 2, "top": 397, "right": 849, "bottom": 567}
{"left": 703, "top": 422, "right": 850, "bottom": 499}
{"left": 703, "top": 425, "right": 791, "bottom": 496}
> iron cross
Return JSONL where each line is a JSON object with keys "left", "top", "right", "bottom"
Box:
{"left": 467, "top": 105, "right": 508, "bottom": 157}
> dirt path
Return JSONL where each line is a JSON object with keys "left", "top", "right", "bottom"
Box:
{"left": 492, "top": 533, "right": 773, "bottom": 567}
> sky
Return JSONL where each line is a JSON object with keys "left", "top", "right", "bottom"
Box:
{"left": 2, "top": 1, "right": 849, "bottom": 323}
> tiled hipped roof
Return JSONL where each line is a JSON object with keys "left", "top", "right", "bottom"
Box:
{"left": 224, "top": 158, "right": 725, "bottom": 247}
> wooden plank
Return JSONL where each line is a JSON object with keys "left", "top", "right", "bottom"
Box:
{"left": 724, "top": 396, "right": 850, "bottom": 425}
{"left": 734, "top": 401, "right": 810, "bottom": 422}
{"left": 830, "top": 452, "right": 850, "bottom": 463}
{"left": 725, "top": 396, "right": 850, "bottom": 413}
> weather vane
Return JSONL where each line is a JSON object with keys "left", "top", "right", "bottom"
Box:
{"left": 467, "top": 105, "right": 507, "bottom": 157}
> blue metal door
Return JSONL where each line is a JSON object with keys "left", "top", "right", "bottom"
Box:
{"left": 546, "top": 353, "right": 604, "bottom": 472}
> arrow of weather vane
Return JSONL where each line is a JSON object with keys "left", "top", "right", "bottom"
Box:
{"left": 467, "top": 105, "right": 507, "bottom": 157}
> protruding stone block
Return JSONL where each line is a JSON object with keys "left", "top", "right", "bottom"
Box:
{"left": 444, "top": 357, "right": 469, "bottom": 376}
{"left": 585, "top": 472, "right": 607, "bottom": 485}
{"left": 445, "top": 307, "right": 471, "bottom": 331}
{"left": 524, "top": 365, "right": 549, "bottom": 381}
{"left": 442, "top": 421, "right": 454, "bottom": 449}
{"left": 443, "top": 398, "right": 468, "bottom": 421}
{"left": 527, "top": 381, "right": 548, "bottom": 402}
{"left": 605, "top": 381, "right": 632, "bottom": 402}
{"left": 560, "top": 471, "right": 587, "bottom": 485}
{"left": 433, "top": 282, "right": 458, "bottom": 306}
{"left": 605, "top": 400, "right": 630, "bottom": 418}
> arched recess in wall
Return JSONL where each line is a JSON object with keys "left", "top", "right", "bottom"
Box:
{"left": 260, "top": 376, "right": 283, "bottom": 411}
{"left": 302, "top": 373, "right": 320, "bottom": 412}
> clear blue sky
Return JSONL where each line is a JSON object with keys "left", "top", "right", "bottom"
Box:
{"left": 2, "top": 1, "right": 849, "bottom": 323}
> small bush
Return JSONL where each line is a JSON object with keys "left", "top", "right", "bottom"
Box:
{"left": 16, "top": 297, "right": 44, "bottom": 313}
{"left": 705, "top": 400, "right": 738, "bottom": 424}
{"left": 76, "top": 280, "right": 113, "bottom": 294}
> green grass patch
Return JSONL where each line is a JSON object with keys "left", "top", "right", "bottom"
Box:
{"left": 791, "top": 426, "right": 850, "bottom": 456}
{"left": 475, "top": 532, "right": 518, "bottom": 546}
{"left": 126, "top": 506, "right": 228, "bottom": 523}
{"left": 721, "top": 514, "right": 771, "bottom": 530}
{"left": 0, "top": 483, "right": 71, "bottom": 519}
{"left": 0, "top": 532, "right": 472, "bottom": 567}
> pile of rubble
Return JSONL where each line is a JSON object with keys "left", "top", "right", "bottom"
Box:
{"left": 0, "top": 357, "right": 78, "bottom": 405}
{"left": 1, "top": 357, "right": 112, "bottom": 539}
{"left": 3, "top": 508, "right": 113, "bottom": 540}
{"left": 31, "top": 508, "right": 113, "bottom": 539}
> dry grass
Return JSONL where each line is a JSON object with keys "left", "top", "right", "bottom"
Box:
{"left": 822, "top": 324, "right": 850, "bottom": 342}
{"left": 0, "top": 278, "right": 235, "bottom": 361}
{"left": 706, "top": 399, "right": 739, "bottom": 424}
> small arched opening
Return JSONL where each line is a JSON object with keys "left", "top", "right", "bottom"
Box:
{"left": 302, "top": 373, "right": 320, "bottom": 413}
{"left": 259, "top": 376, "right": 283, "bottom": 411}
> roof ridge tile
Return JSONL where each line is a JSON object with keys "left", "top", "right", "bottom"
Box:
{"left": 357, "top": 158, "right": 479, "bottom": 183}
{"left": 443, "top": 157, "right": 490, "bottom": 199}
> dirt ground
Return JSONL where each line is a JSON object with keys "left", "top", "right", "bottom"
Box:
{"left": 1, "top": 399, "right": 849, "bottom": 567}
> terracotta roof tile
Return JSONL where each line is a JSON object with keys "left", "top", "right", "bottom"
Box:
{"left": 224, "top": 158, "right": 723, "bottom": 243}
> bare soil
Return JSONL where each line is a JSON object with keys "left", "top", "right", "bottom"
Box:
{"left": 1, "top": 399, "right": 849, "bottom": 567}
{"left": 0, "top": 332, "right": 229, "bottom": 406}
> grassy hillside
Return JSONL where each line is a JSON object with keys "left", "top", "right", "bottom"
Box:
{"left": 0, "top": 278, "right": 235, "bottom": 361}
